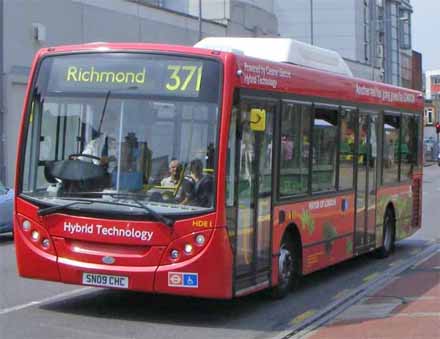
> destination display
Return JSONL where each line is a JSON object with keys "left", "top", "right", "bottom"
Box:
{"left": 40, "top": 53, "right": 220, "bottom": 102}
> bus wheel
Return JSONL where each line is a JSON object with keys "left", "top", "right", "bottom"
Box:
{"left": 272, "top": 237, "right": 296, "bottom": 299}
{"left": 376, "top": 210, "right": 395, "bottom": 258}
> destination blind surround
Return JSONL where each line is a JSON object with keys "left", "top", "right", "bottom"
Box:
{"left": 40, "top": 53, "right": 220, "bottom": 102}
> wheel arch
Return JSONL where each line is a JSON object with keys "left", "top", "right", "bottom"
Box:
{"left": 281, "top": 223, "right": 303, "bottom": 275}
{"left": 385, "top": 202, "right": 396, "bottom": 228}
{"left": 375, "top": 201, "right": 397, "bottom": 258}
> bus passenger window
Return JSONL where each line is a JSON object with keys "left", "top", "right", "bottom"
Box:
{"left": 279, "top": 102, "right": 311, "bottom": 196}
{"left": 312, "top": 106, "right": 338, "bottom": 192}
{"left": 339, "top": 108, "right": 356, "bottom": 190}
{"left": 400, "top": 115, "right": 417, "bottom": 181}
{"left": 383, "top": 114, "right": 400, "bottom": 184}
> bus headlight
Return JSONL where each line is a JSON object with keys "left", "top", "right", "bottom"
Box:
{"left": 31, "top": 230, "right": 40, "bottom": 241}
{"left": 17, "top": 215, "right": 56, "bottom": 255}
{"left": 184, "top": 244, "right": 193, "bottom": 254}
{"left": 162, "top": 229, "right": 213, "bottom": 265}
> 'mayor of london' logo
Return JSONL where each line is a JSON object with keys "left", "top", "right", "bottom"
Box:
{"left": 63, "top": 222, "right": 153, "bottom": 241}
{"left": 65, "top": 66, "right": 146, "bottom": 84}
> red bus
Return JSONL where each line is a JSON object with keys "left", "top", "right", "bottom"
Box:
{"left": 14, "top": 39, "right": 423, "bottom": 299}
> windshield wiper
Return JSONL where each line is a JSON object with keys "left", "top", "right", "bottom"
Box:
{"left": 97, "top": 90, "right": 111, "bottom": 135}
{"left": 129, "top": 199, "right": 174, "bottom": 227}
{"left": 97, "top": 86, "right": 138, "bottom": 135}
{"left": 62, "top": 192, "right": 175, "bottom": 227}
{"left": 38, "top": 200, "right": 94, "bottom": 216}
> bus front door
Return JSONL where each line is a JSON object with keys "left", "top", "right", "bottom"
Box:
{"left": 354, "top": 113, "right": 378, "bottom": 254}
{"left": 233, "top": 100, "right": 274, "bottom": 295}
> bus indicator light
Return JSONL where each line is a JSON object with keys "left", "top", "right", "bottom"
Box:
{"left": 195, "top": 234, "right": 205, "bottom": 245}
{"left": 41, "top": 238, "right": 50, "bottom": 249}
{"left": 170, "top": 249, "right": 180, "bottom": 260}
{"left": 22, "top": 220, "right": 31, "bottom": 231}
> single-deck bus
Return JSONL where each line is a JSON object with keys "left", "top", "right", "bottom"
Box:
{"left": 14, "top": 38, "right": 423, "bottom": 298}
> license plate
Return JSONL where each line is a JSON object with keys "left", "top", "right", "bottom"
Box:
{"left": 82, "top": 272, "right": 129, "bottom": 289}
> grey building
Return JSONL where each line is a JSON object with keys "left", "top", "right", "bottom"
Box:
{"left": 0, "top": 0, "right": 278, "bottom": 186}
{"left": 424, "top": 70, "right": 440, "bottom": 142}
{"left": 274, "top": 0, "right": 413, "bottom": 85}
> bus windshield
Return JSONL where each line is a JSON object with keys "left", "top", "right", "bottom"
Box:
{"left": 21, "top": 53, "right": 220, "bottom": 213}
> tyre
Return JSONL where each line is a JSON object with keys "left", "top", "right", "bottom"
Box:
{"left": 272, "top": 235, "right": 299, "bottom": 299}
{"left": 376, "top": 210, "right": 395, "bottom": 258}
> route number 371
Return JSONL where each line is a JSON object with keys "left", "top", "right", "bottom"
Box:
{"left": 166, "top": 65, "right": 203, "bottom": 92}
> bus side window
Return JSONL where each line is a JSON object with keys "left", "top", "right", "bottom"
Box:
{"left": 383, "top": 114, "right": 400, "bottom": 184}
{"left": 339, "top": 108, "right": 356, "bottom": 190}
{"left": 312, "top": 105, "right": 338, "bottom": 192}
{"left": 279, "top": 102, "right": 311, "bottom": 196}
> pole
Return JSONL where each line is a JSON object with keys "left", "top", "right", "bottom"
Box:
{"left": 310, "top": 0, "right": 314, "bottom": 45}
{"left": 432, "top": 131, "right": 440, "bottom": 162}
{"left": 198, "top": 0, "right": 202, "bottom": 41}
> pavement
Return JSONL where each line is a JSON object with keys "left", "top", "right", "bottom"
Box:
{"left": 300, "top": 248, "right": 440, "bottom": 339}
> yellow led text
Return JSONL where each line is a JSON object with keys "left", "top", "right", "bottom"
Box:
{"left": 66, "top": 66, "right": 146, "bottom": 84}
{"left": 192, "top": 220, "right": 212, "bottom": 228}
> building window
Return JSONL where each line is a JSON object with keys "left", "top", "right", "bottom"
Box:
{"left": 141, "top": 0, "right": 190, "bottom": 15}
{"left": 432, "top": 75, "right": 440, "bottom": 85}
{"left": 400, "top": 52, "right": 411, "bottom": 88}
{"left": 363, "top": 0, "right": 369, "bottom": 61}
{"left": 399, "top": 9, "right": 411, "bottom": 49}
{"left": 384, "top": 1, "right": 401, "bottom": 85}
{"left": 425, "top": 108, "right": 433, "bottom": 125}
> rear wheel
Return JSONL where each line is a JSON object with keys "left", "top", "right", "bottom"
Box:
{"left": 272, "top": 235, "right": 299, "bottom": 298}
{"left": 376, "top": 210, "right": 395, "bottom": 258}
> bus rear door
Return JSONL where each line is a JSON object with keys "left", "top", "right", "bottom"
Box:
{"left": 354, "top": 112, "right": 379, "bottom": 254}
{"left": 229, "top": 98, "right": 276, "bottom": 296}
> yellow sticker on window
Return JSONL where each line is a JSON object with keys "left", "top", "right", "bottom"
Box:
{"left": 250, "top": 108, "right": 266, "bottom": 131}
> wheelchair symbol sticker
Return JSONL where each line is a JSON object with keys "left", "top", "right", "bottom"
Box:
{"left": 168, "top": 272, "right": 198, "bottom": 288}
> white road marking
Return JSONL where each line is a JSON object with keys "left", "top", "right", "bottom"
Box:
{"left": 0, "top": 287, "right": 91, "bottom": 315}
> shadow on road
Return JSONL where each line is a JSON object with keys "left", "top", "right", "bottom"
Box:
{"left": 36, "top": 242, "right": 425, "bottom": 332}
{"left": 41, "top": 288, "right": 274, "bottom": 328}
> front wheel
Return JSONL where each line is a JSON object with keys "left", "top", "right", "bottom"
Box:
{"left": 272, "top": 236, "right": 299, "bottom": 298}
{"left": 376, "top": 210, "right": 395, "bottom": 258}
